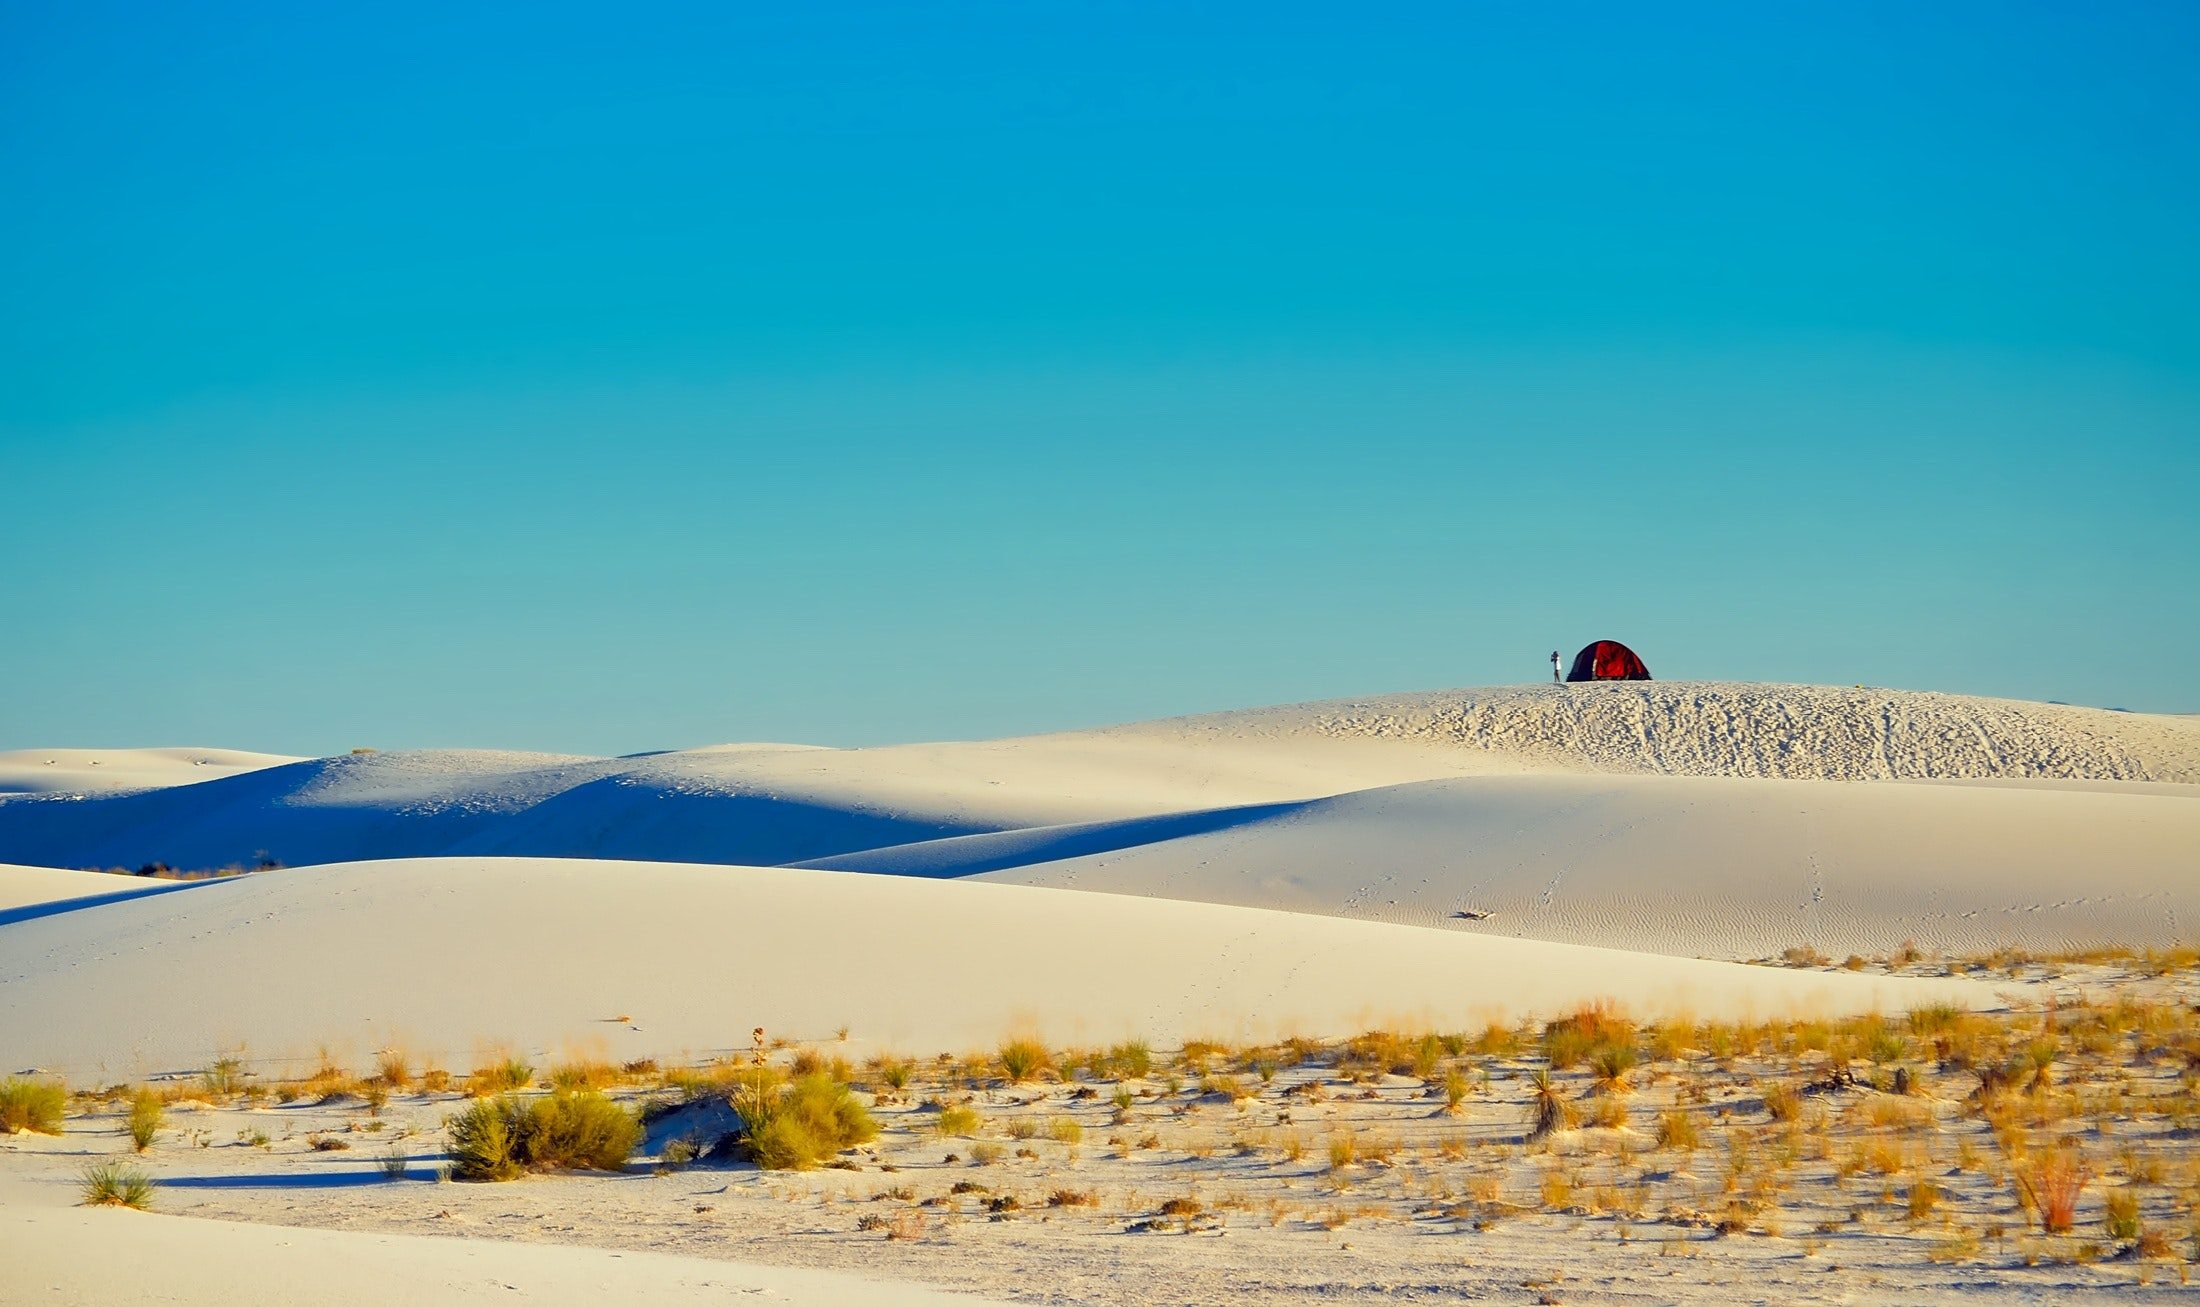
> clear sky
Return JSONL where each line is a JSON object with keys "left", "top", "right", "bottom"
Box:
{"left": 3, "top": 2, "right": 2196, "bottom": 754}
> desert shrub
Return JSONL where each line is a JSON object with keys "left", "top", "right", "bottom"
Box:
{"left": 1907, "top": 1003, "right": 1965, "bottom": 1038}
{"left": 2014, "top": 1147, "right": 2090, "bottom": 1233}
{"left": 1410, "top": 1033, "right": 1445, "bottom": 1080}
{"left": 2105, "top": 1188, "right": 2142, "bottom": 1243}
{"left": 1656, "top": 1109, "right": 1700, "bottom": 1152}
{"left": 1590, "top": 1042, "right": 1638, "bottom": 1091}
{"left": 126, "top": 1088, "right": 162, "bottom": 1152}
{"left": 548, "top": 1060, "right": 618, "bottom": 1092}
{"left": 873, "top": 1058, "right": 915, "bottom": 1092}
{"left": 1543, "top": 1002, "right": 1634, "bottom": 1073}
{"left": 1540, "top": 1168, "right": 1574, "bottom": 1210}
{"left": 375, "top": 1051, "right": 412, "bottom": 1089}
{"left": 970, "top": 1141, "right": 1004, "bottom": 1165}
{"left": 1443, "top": 1069, "right": 1471, "bottom": 1113}
{"left": 1527, "top": 1069, "right": 1569, "bottom": 1142}
{"left": 1007, "top": 1116, "right": 1040, "bottom": 1140}
{"left": 200, "top": 1057, "right": 245, "bottom": 1099}
{"left": 81, "top": 1161, "right": 155, "bottom": 1209}
{"left": 379, "top": 1145, "right": 408, "bottom": 1179}
{"left": 1046, "top": 1116, "right": 1083, "bottom": 1146}
{"left": 1763, "top": 1083, "right": 1802, "bottom": 1123}
{"left": 0, "top": 1078, "right": 65, "bottom": 1134}
{"left": 1108, "top": 1041, "right": 1153, "bottom": 1079}
{"left": 998, "top": 1039, "right": 1052, "bottom": 1083}
{"left": 1908, "top": 1177, "right": 1942, "bottom": 1223}
{"left": 445, "top": 1091, "right": 640, "bottom": 1181}
{"left": 935, "top": 1104, "right": 982, "bottom": 1137}
{"left": 447, "top": 1099, "right": 522, "bottom": 1181}
{"left": 738, "top": 1073, "right": 878, "bottom": 1171}
{"left": 1049, "top": 1187, "right": 1096, "bottom": 1207}
{"left": 467, "top": 1056, "right": 534, "bottom": 1096}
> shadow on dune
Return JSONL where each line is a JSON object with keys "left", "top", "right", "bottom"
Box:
{"left": 794, "top": 798, "right": 1312, "bottom": 877}
{"left": 157, "top": 1169, "right": 404, "bottom": 1190}
{"left": 0, "top": 877, "right": 225, "bottom": 929}
{"left": 445, "top": 776, "right": 992, "bottom": 865}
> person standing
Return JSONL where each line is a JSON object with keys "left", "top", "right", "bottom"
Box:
{"left": 1550, "top": 650, "right": 1562, "bottom": 684}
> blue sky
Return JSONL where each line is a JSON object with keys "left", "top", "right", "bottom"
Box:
{"left": 4, "top": 2, "right": 2196, "bottom": 753}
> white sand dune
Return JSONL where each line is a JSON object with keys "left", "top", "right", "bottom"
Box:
{"left": 0, "top": 746, "right": 298, "bottom": 795}
{"left": 0, "top": 1169, "right": 998, "bottom": 1307}
{"left": 1, "top": 683, "right": 2187, "bottom": 967}
{"left": 0, "top": 856, "right": 1985, "bottom": 1082}
{"left": 0, "top": 684, "right": 2188, "bottom": 887}
{"left": 808, "top": 774, "right": 2200, "bottom": 958}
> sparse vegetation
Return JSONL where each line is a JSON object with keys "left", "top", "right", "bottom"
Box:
{"left": 81, "top": 1161, "right": 156, "bottom": 1209}
{"left": 126, "top": 1088, "right": 162, "bottom": 1151}
{"left": 0, "top": 1078, "right": 66, "bottom": 1134}
{"left": 446, "top": 1090, "right": 639, "bottom": 1181}
{"left": 736, "top": 1072, "right": 878, "bottom": 1171}
{"left": 935, "top": 1104, "right": 982, "bottom": 1138}
{"left": 998, "top": 1039, "right": 1052, "bottom": 1083}
{"left": 2014, "top": 1146, "right": 2090, "bottom": 1234}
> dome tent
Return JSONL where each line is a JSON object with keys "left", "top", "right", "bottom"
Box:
{"left": 1566, "top": 640, "right": 1651, "bottom": 682}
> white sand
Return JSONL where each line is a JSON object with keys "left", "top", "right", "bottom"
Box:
{"left": 2, "top": 681, "right": 2190, "bottom": 1304}
{"left": 811, "top": 773, "right": 2200, "bottom": 957}
{"left": 0, "top": 856, "right": 1983, "bottom": 1082}
{"left": 0, "top": 746, "right": 298, "bottom": 795}
{"left": 0, "top": 1169, "right": 999, "bottom": 1306}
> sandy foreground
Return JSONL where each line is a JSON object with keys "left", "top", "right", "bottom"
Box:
{"left": 4, "top": 956, "right": 2196, "bottom": 1306}
{"left": 2, "top": 683, "right": 2195, "bottom": 1303}
{"left": 0, "top": 1167, "right": 1000, "bottom": 1306}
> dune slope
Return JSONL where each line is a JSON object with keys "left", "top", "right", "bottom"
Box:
{"left": 809, "top": 774, "right": 2200, "bottom": 957}
{"left": 0, "top": 856, "right": 1984, "bottom": 1081}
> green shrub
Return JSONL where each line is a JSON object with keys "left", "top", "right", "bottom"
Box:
{"left": 525, "top": 1091, "right": 640, "bottom": 1171}
{"left": 127, "top": 1088, "right": 163, "bottom": 1151}
{"left": 736, "top": 1073, "right": 877, "bottom": 1171}
{"left": 445, "top": 1090, "right": 640, "bottom": 1181}
{"left": 0, "top": 1078, "right": 65, "bottom": 1134}
{"left": 447, "top": 1098, "right": 523, "bottom": 1181}
{"left": 82, "top": 1161, "right": 156, "bottom": 1208}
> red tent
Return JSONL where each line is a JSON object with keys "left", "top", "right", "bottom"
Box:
{"left": 1566, "top": 640, "right": 1651, "bottom": 682}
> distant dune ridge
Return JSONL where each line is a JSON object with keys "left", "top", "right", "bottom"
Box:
{"left": 1127, "top": 682, "right": 2200, "bottom": 782}
{"left": 0, "top": 682, "right": 2192, "bottom": 1078}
